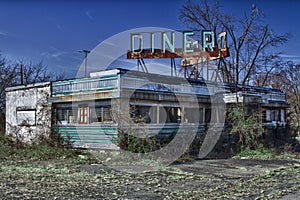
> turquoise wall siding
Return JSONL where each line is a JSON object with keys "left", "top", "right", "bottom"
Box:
{"left": 53, "top": 125, "right": 119, "bottom": 149}
{"left": 53, "top": 123, "right": 207, "bottom": 150}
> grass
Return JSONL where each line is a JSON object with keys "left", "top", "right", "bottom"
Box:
{"left": 232, "top": 143, "right": 298, "bottom": 160}
{"left": 0, "top": 133, "right": 300, "bottom": 199}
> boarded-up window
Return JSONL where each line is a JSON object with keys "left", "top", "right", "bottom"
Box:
{"left": 17, "top": 110, "right": 36, "bottom": 126}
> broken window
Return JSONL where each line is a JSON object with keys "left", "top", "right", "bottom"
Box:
{"left": 16, "top": 108, "right": 36, "bottom": 126}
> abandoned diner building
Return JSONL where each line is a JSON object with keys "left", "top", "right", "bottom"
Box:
{"left": 5, "top": 30, "right": 289, "bottom": 150}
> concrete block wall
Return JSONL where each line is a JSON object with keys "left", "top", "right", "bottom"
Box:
{"left": 5, "top": 82, "right": 51, "bottom": 143}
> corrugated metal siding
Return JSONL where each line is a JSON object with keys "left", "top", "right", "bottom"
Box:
{"left": 53, "top": 123, "right": 207, "bottom": 149}
{"left": 53, "top": 124, "right": 119, "bottom": 149}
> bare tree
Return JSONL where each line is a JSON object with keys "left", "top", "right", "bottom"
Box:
{"left": 253, "top": 54, "right": 285, "bottom": 87}
{"left": 17, "top": 60, "right": 66, "bottom": 85}
{"left": 0, "top": 57, "right": 18, "bottom": 132}
{"left": 179, "top": 0, "right": 289, "bottom": 85}
{"left": 0, "top": 56, "right": 66, "bottom": 133}
{"left": 0, "top": 58, "right": 18, "bottom": 102}
{"left": 277, "top": 62, "right": 300, "bottom": 136}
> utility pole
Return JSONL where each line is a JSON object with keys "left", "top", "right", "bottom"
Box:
{"left": 78, "top": 49, "right": 91, "bottom": 77}
{"left": 20, "top": 64, "right": 24, "bottom": 85}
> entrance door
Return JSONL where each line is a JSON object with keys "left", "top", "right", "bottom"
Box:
{"left": 78, "top": 107, "right": 89, "bottom": 124}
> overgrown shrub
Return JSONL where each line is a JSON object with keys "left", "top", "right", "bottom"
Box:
{"left": 0, "top": 133, "right": 98, "bottom": 163}
{"left": 113, "top": 105, "right": 175, "bottom": 153}
{"left": 226, "top": 104, "right": 264, "bottom": 150}
{"left": 118, "top": 131, "right": 176, "bottom": 153}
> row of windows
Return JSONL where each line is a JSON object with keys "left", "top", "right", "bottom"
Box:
{"left": 55, "top": 105, "right": 213, "bottom": 125}
{"left": 130, "top": 106, "right": 212, "bottom": 124}
{"left": 55, "top": 106, "right": 112, "bottom": 125}
{"left": 52, "top": 79, "right": 117, "bottom": 94}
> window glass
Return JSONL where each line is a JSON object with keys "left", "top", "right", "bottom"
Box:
{"left": 103, "top": 107, "right": 112, "bottom": 122}
{"left": 159, "top": 107, "right": 181, "bottom": 123}
{"left": 205, "top": 108, "right": 211, "bottom": 123}
{"left": 184, "top": 107, "right": 202, "bottom": 123}
{"left": 56, "top": 108, "right": 76, "bottom": 124}
{"left": 90, "top": 107, "right": 103, "bottom": 123}
{"left": 130, "top": 106, "right": 158, "bottom": 124}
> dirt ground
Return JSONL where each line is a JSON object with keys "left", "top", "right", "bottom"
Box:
{"left": 0, "top": 158, "right": 300, "bottom": 199}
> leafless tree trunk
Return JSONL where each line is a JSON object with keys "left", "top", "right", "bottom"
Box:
{"left": 0, "top": 57, "right": 18, "bottom": 133}
{"left": 278, "top": 62, "right": 300, "bottom": 136}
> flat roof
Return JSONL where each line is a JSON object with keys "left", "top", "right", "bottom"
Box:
{"left": 5, "top": 82, "right": 51, "bottom": 92}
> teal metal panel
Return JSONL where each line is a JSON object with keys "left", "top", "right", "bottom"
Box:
{"left": 53, "top": 123, "right": 207, "bottom": 150}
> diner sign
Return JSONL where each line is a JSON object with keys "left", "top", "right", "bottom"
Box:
{"left": 127, "top": 30, "right": 228, "bottom": 60}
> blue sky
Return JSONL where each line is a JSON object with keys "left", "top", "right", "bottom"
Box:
{"left": 0, "top": 0, "right": 299, "bottom": 78}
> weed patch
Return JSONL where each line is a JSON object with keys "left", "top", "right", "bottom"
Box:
{"left": 233, "top": 144, "right": 297, "bottom": 160}
{"left": 0, "top": 133, "right": 97, "bottom": 164}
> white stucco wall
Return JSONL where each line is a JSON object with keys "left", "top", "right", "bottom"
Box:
{"left": 5, "top": 82, "right": 51, "bottom": 143}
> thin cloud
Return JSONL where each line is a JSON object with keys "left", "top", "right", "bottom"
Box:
{"left": 56, "top": 25, "right": 63, "bottom": 31}
{"left": 85, "top": 10, "right": 94, "bottom": 21}
{"left": 41, "top": 47, "right": 67, "bottom": 59}
{"left": 281, "top": 54, "right": 300, "bottom": 59}
{"left": 281, "top": 54, "right": 300, "bottom": 63}
{"left": 0, "top": 30, "right": 9, "bottom": 36}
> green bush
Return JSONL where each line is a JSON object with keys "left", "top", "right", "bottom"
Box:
{"left": 117, "top": 130, "right": 177, "bottom": 154}
{"left": 118, "top": 132, "right": 165, "bottom": 153}
{"left": 227, "top": 104, "right": 263, "bottom": 149}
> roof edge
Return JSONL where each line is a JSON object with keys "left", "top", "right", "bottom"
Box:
{"left": 5, "top": 82, "right": 51, "bottom": 92}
